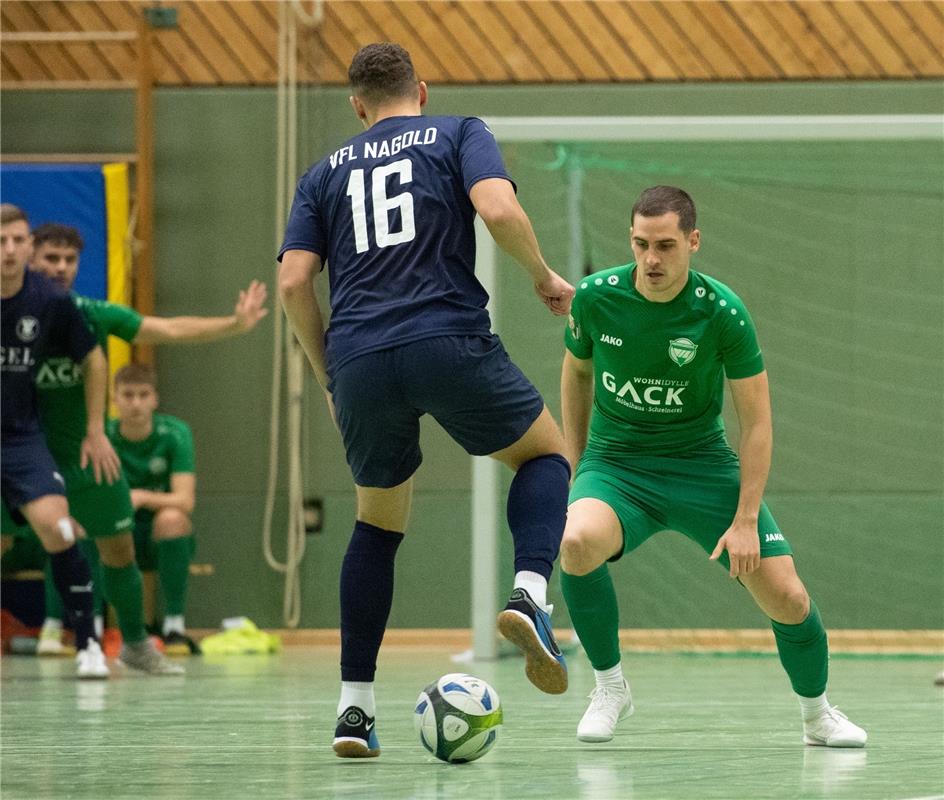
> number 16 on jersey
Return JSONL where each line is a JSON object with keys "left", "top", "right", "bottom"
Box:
{"left": 346, "top": 159, "right": 416, "bottom": 253}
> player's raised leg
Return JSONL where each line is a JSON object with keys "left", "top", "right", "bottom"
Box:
{"left": 559, "top": 498, "right": 634, "bottom": 741}
{"left": 492, "top": 407, "right": 571, "bottom": 695}
{"left": 741, "top": 555, "right": 866, "bottom": 747}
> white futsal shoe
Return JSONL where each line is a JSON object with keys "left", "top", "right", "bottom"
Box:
{"left": 803, "top": 706, "right": 867, "bottom": 748}
{"left": 119, "top": 639, "right": 185, "bottom": 675}
{"left": 577, "top": 680, "right": 634, "bottom": 742}
{"left": 76, "top": 640, "right": 110, "bottom": 680}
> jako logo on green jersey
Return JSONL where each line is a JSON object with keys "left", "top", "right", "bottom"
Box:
{"left": 600, "top": 333, "right": 623, "bottom": 346}
{"left": 602, "top": 372, "right": 686, "bottom": 407}
{"left": 668, "top": 338, "right": 698, "bottom": 366}
{"left": 35, "top": 357, "right": 81, "bottom": 388}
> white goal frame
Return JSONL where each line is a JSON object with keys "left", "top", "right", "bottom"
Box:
{"left": 469, "top": 113, "right": 943, "bottom": 660}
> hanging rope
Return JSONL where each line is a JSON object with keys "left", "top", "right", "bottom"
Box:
{"left": 262, "top": 1, "right": 309, "bottom": 628}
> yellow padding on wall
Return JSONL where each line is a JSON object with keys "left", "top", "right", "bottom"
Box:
{"left": 102, "top": 163, "right": 131, "bottom": 412}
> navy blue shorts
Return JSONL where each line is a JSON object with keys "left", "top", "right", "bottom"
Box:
{"left": 330, "top": 334, "right": 545, "bottom": 488}
{"left": 1, "top": 430, "right": 66, "bottom": 524}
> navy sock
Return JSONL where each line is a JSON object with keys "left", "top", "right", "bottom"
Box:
{"left": 48, "top": 544, "right": 95, "bottom": 650}
{"left": 506, "top": 454, "right": 570, "bottom": 580}
{"left": 339, "top": 521, "right": 405, "bottom": 682}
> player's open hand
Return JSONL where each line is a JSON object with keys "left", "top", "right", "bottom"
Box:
{"left": 709, "top": 520, "right": 761, "bottom": 578}
{"left": 234, "top": 280, "right": 269, "bottom": 331}
{"left": 534, "top": 270, "right": 575, "bottom": 316}
{"left": 80, "top": 431, "right": 122, "bottom": 485}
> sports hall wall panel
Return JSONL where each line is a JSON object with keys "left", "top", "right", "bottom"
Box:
{"left": 2, "top": 82, "right": 941, "bottom": 631}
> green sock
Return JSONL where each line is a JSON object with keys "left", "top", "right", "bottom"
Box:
{"left": 157, "top": 536, "right": 192, "bottom": 617}
{"left": 560, "top": 563, "right": 621, "bottom": 671}
{"left": 102, "top": 564, "right": 147, "bottom": 645}
{"left": 771, "top": 599, "right": 829, "bottom": 698}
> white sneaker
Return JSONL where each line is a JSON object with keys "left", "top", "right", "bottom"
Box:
{"left": 803, "top": 706, "right": 867, "bottom": 748}
{"left": 577, "top": 680, "right": 634, "bottom": 742}
{"left": 76, "top": 640, "right": 110, "bottom": 680}
{"left": 118, "top": 639, "right": 185, "bottom": 675}
{"left": 37, "top": 623, "right": 65, "bottom": 656}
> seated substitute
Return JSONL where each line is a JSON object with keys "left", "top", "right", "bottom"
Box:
{"left": 107, "top": 364, "right": 199, "bottom": 656}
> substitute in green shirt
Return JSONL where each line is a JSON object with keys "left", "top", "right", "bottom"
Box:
{"left": 108, "top": 363, "right": 199, "bottom": 655}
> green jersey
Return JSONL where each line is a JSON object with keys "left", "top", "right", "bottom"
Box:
{"left": 37, "top": 296, "right": 142, "bottom": 464}
{"left": 106, "top": 413, "right": 195, "bottom": 492}
{"left": 565, "top": 265, "right": 764, "bottom": 458}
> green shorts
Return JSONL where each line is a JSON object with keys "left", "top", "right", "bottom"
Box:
{"left": 60, "top": 463, "right": 135, "bottom": 538}
{"left": 132, "top": 510, "right": 196, "bottom": 571}
{"left": 569, "top": 450, "right": 792, "bottom": 569}
{"left": 0, "top": 464, "right": 134, "bottom": 540}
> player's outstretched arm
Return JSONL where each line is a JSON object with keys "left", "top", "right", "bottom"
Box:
{"left": 133, "top": 280, "right": 269, "bottom": 344}
{"left": 278, "top": 250, "right": 331, "bottom": 394}
{"left": 561, "top": 351, "right": 594, "bottom": 472}
{"left": 79, "top": 346, "right": 121, "bottom": 485}
{"left": 709, "top": 371, "right": 772, "bottom": 577}
{"left": 469, "top": 178, "right": 574, "bottom": 316}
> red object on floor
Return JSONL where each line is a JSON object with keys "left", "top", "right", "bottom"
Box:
{"left": 102, "top": 628, "right": 122, "bottom": 658}
{"left": 72, "top": 628, "right": 165, "bottom": 659}
{"left": 0, "top": 609, "right": 40, "bottom": 654}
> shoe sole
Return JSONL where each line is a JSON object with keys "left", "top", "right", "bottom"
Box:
{"left": 117, "top": 658, "right": 185, "bottom": 676}
{"left": 333, "top": 739, "right": 380, "bottom": 758}
{"left": 76, "top": 671, "right": 110, "bottom": 680}
{"left": 577, "top": 700, "right": 634, "bottom": 743}
{"left": 497, "top": 610, "right": 568, "bottom": 695}
{"left": 803, "top": 735, "right": 866, "bottom": 748}
{"left": 38, "top": 646, "right": 76, "bottom": 657}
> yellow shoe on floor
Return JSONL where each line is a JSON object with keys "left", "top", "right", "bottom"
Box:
{"left": 36, "top": 624, "right": 76, "bottom": 657}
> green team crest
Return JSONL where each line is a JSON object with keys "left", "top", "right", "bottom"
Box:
{"left": 149, "top": 456, "right": 168, "bottom": 475}
{"left": 668, "top": 338, "right": 698, "bottom": 366}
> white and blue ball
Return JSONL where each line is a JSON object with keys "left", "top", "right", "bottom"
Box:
{"left": 414, "top": 673, "right": 502, "bottom": 763}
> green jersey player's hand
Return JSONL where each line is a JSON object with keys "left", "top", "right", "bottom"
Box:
{"left": 81, "top": 428, "right": 122, "bottom": 485}
{"left": 709, "top": 518, "right": 761, "bottom": 578}
{"left": 234, "top": 280, "right": 269, "bottom": 332}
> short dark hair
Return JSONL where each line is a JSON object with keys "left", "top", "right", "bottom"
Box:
{"left": 115, "top": 363, "right": 157, "bottom": 388}
{"left": 348, "top": 43, "right": 418, "bottom": 106}
{"left": 1, "top": 204, "right": 28, "bottom": 226}
{"left": 32, "top": 223, "right": 84, "bottom": 252}
{"left": 631, "top": 186, "right": 697, "bottom": 233}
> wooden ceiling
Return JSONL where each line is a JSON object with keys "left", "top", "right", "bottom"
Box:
{"left": 2, "top": 1, "right": 942, "bottom": 87}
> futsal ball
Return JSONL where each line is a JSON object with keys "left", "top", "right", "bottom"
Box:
{"left": 414, "top": 673, "right": 503, "bottom": 763}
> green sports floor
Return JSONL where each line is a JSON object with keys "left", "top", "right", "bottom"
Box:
{"left": 2, "top": 647, "right": 942, "bottom": 800}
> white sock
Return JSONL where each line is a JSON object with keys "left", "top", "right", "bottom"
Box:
{"left": 514, "top": 570, "right": 549, "bottom": 610}
{"left": 41, "top": 618, "right": 63, "bottom": 635}
{"left": 338, "top": 681, "right": 375, "bottom": 717}
{"left": 594, "top": 663, "right": 626, "bottom": 690}
{"left": 94, "top": 615, "right": 104, "bottom": 639}
{"left": 797, "top": 692, "right": 830, "bottom": 722}
{"left": 163, "top": 615, "right": 185, "bottom": 636}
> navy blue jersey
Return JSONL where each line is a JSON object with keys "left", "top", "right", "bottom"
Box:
{"left": 279, "top": 115, "right": 512, "bottom": 373}
{"left": 1, "top": 269, "right": 96, "bottom": 435}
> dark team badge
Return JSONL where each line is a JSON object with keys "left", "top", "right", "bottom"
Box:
{"left": 16, "top": 316, "right": 39, "bottom": 342}
{"left": 668, "top": 338, "right": 698, "bottom": 366}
